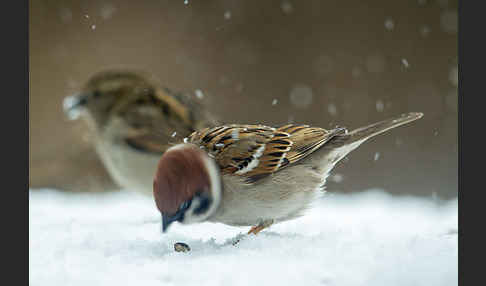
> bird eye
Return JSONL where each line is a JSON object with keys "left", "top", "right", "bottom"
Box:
{"left": 93, "top": 91, "right": 101, "bottom": 98}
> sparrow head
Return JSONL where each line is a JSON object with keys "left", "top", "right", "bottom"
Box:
{"left": 153, "top": 144, "right": 222, "bottom": 232}
{"left": 63, "top": 70, "right": 154, "bottom": 124}
{"left": 63, "top": 70, "right": 213, "bottom": 135}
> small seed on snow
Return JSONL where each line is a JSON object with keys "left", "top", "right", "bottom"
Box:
{"left": 174, "top": 242, "right": 191, "bottom": 252}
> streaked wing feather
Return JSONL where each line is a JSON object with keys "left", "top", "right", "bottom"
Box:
{"left": 122, "top": 88, "right": 202, "bottom": 154}
{"left": 124, "top": 119, "right": 194, "bottom": 154}
{"left": 188, "top": 125, "right": 275, "bottom": 176}
{"left": 188, "top": 124, "right": 347, "bottom": 183}
{"left": 278, "top": 124, "right": 347, "bottom": 164}
{"left": 125, "top": 133, "right": 171, "bottom": 154}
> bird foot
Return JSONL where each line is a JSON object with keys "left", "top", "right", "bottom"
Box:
{"left": 247, "top": 219, "right": 274, "bottom": 235}
{"left": 231, "top": 220, "right": 275, "bottom": 246}
{"left": 230, "top": 233, "right": 246, "bottom": 246}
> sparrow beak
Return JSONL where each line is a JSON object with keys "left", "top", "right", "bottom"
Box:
{"left": 63, "top": 93, "right": 90, "bottom": 120}
{"left": 162, "top": 213, "right": 181, "bottom": 232}
{"left": 161, "top": 199, "right": 193, "bottom": 232}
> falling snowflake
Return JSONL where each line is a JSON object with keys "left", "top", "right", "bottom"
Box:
{"left": 374, "top": 152, "right": 380, "bottom": 161}
{"left": 376, "top": 100, "right": 384, "bottom": 112}
{"left": 289, "top": 84, "right": 314, "bottom": 109}
{"left": 401, "top": 58, "right": 410, "bottom": 68}
{"left": 281, "top": 1, "right": 293, "bottom": 14}
{"left": 384, "top": 18, "right": 395, "bottom": 31}
{"left": 224, "top": 11, "right": 231, "bottom": 20}
{"left": 327, "top": 103, "right": 337, "bottom": 116}
{"left": 195, "top": 89, "right": 204, "bottom": 99}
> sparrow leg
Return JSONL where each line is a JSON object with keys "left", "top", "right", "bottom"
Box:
{"left": 232, "top": 220, "right": 275, "bottom": 246}
{"left": 247, "top": 219, "right": 274, "bottom": 235}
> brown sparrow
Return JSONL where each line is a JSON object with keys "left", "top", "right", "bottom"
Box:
{"left": 153, "top": 112, "right": 423, "bottom": 234}
{"left": 63, "top": 70, "right": 218, "bottom": 195}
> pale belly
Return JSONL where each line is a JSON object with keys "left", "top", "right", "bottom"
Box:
{"left": 208, "top": 165, "right": 326, "bottom": 226}
{"left": 95, "top": 140, "right": 161, "bottom": 196}
{"left": 206, "top": 139, "right": 364, "bottom": 226}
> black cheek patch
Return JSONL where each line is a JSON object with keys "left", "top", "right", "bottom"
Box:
{"left": 193, "top": 193, "right": 212, "bottom": 215}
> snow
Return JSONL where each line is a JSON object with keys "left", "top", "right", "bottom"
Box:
{"left": 30, "top": 189, "right": 457, "bottom": 286}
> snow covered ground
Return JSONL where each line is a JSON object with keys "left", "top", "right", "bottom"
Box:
{"left": 29, "top": 189, "right": 457, "bottom": 286}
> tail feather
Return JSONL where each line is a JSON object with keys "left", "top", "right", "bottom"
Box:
{"left": 302, "top": 112, "right": 423, "bottom": 175}
{"left": 330, "top": 112, "right": 423, "bottom": 147}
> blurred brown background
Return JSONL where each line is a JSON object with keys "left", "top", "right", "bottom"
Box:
{"left": 29, "top": 0, "right": 458, "bottom": 198}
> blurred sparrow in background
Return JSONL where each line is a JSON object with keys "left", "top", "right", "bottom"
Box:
{"left": 63, "top": 70, "right": 218, "bottom": 196}
{"left": 153, "top": 112, "right": 423, "bottom": 234}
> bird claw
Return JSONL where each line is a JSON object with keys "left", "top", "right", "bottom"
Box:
{"left": 231, "top": 219, "right": 275, "bottom": 247}
{"left": 247, "top": 225, "right": 265, "bottom": 235}
{"left": 247, "top": 219, "right": 274, "bottom": 235}
{"left": 229, "top": 233, "right": 246, "bottom": 246}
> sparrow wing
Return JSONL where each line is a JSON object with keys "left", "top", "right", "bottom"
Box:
{"left": 124, "top": 132, "right": 175, "bottom": 154}
{"left": 123, "top": 87, "right": 217, "bottom": 154}
{"left": 188, "top": 124, "right": 346, "bottom": 183}
{"left": 123, "top": 114, "right": 195, "bottom": 154}
{"left": 276, "top": 124, "right": 347, "bottom": 164}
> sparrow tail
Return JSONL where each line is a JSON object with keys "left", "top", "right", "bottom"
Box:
{"left": 304, "top": 112, "right": 423, "bottom": 175}
{"left": 330, "top": 112, "right": 424, "bottom": 147}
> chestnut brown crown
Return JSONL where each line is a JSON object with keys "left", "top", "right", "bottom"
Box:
{"left": 153, "top": 144, "right": 222, "bottom": 231}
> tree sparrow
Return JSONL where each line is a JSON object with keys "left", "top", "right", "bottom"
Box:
{"left": 153, "top": 112, "right": 423, "bottom": 234}
{"left": 63, "top": 70, "right": 218, "bottom": 195}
